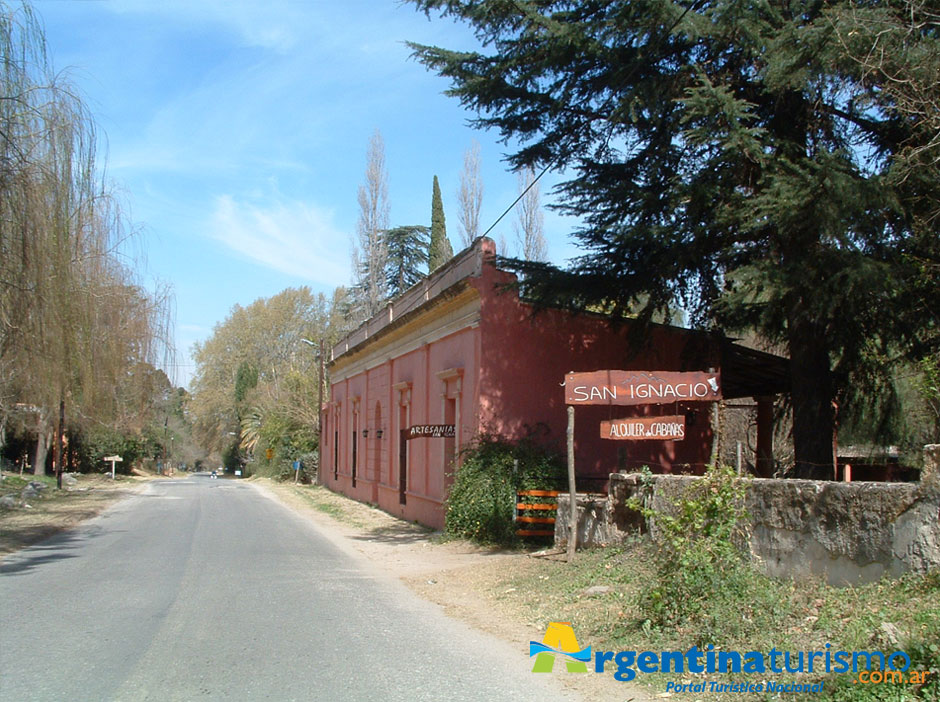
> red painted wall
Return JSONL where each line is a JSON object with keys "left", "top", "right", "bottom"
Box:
{"left": 472, "top": 242, "right": 716, "bottom": 489}
{"left": 325, "top": 238, "right": 718, "bottom": 527}
{"left": 324, "top": 324, "right": 481, "bottom": 530}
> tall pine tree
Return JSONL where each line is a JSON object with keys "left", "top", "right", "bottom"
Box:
{"left": 429, "top": 175, "right": 453, "bottom": 271}
{"left": 408, "top": 0, "right": 939, "bottom": 474}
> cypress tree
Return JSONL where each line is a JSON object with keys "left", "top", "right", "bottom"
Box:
{"left": 429, "top": 175, "right": 453, "bottom": 271}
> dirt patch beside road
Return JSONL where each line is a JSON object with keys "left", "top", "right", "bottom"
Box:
{"left": 0, "top": 473, "right": 149, "bottom": 558}
{"left": 255, "top": 479, "right": 651, "bottom": 702}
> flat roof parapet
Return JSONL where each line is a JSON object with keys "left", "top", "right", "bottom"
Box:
{"left": 331, "top": 238, "right": 490, "bottom": 361}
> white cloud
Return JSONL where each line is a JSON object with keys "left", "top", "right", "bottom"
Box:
{"left": 107, "top": 0, "right": 310, "bottom": 52}
{"left": 208, "top": 194, "right": 350, "bottom": 286}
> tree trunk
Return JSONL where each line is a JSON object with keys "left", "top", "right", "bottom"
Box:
{"left": 33, "top": 411, "right": 52, "bottom": 476}
{"left": 55, "top": 397, "right": 65, "bottom": 489}
{"left": 787, "top": 316, "right": 834, "bottom": 478}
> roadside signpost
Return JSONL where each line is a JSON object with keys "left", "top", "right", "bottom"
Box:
{"left": 563, "top": 370, "right": 722, "bottom": 562}
{"left": 565, "top": 370, "right": 721, "bottom": 406}
{"left": 103, "top": 455, "right": 123, "bottom": 479}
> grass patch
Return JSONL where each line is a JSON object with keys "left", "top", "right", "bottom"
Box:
{"left": 474, "top": 541, "right": 938, "bottom": 700}
{"left": 280, "top": 483, "right": 369, "bottom": 528}
{"left": 464, "top": 464, "right": 939, "bottom": 701}
{"left": 0, "top": 472, "right": 59, "bottom": 494}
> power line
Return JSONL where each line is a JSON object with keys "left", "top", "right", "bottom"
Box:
{"left": 480, "top": 162, "right": 553, "bottom": 241}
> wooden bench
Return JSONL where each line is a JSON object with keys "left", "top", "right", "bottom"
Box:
{"left": 514, "top": 490, "right": 560, "bottom": 538}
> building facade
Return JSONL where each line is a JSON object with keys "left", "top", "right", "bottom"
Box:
{"left": 322, "top": 238, "right": 785, "bottom": 529}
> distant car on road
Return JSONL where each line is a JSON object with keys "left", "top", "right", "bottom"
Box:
{"left": 210, "top": 470, "right": 218, "bottom": 479}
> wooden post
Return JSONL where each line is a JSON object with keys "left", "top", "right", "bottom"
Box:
{"left": 566, "top": 405, "right": 577, "bottom": 563}
{"left": 755, "top": 396, "right": 774, "bottom": 477}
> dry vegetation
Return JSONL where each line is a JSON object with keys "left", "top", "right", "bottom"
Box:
{"left": 0, "top": 472, "right": 148, "bottom": 557}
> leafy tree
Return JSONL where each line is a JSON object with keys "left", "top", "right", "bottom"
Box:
{"left": 408, "top": 0, "right": 940, "bottom": 473}
{"left": 190, "top": 286, "right": 344, "bottom": 473}
{"left": 0, "top": 3, "right": 174, "bottom": 479}
{"left": 429, "top": 174, "right": 453, "bottom": 270}
{"left": 385, "top": 225, "right": 430, "bottom": 297}
{"left": 234, "top": 362, "right": 259, "bottom": 405}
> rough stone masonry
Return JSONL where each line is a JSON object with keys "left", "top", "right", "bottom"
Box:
{"left": 557, "top": 458, "right": 940, "bottom": 586}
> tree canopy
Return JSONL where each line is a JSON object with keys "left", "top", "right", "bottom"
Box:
{"left": 385, "top": 224, "right": 431, "bottom": 297}
{"left": 1, "top": 3, "right": 176, "bottom": 476}
{"left": 408, "top": 0, "right": 939, "bottom": 472}
{"left": 189, "top": 286, "right": 352, "bottom": 474}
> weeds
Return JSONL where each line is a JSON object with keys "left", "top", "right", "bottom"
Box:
{"left": 630, "top": 466, "right": 758, "bottom": 644}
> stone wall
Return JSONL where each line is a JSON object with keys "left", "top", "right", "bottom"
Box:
{"left": 556, "top": 471, "right": 940, "bottom": 586}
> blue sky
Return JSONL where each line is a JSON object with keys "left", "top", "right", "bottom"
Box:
{"left": 33, "top": 0, "right": 582, "bottom": 387}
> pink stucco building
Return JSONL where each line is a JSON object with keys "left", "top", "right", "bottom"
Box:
{"left": 322, "top": 238, "right": 786, "bottom": 529}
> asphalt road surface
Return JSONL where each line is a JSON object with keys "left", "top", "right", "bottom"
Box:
{"left": 1, "top": 477, "right": 580, "bottom": 702}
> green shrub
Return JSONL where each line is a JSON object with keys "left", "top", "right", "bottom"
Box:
{"left": 73, "top": 426, "right": 148, "bottom": 473}
{"left": 445, "top": 435, "right": 566, "bottom": 545}
{"left": 634, "top": 465, "right": 756, "bottom": 641}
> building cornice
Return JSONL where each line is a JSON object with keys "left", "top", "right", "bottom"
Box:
{"left": 330, "top": 284, "right": 481, "bottom": 381}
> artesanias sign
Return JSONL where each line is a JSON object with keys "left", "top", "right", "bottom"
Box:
{"left": 565, "top": 370, "right": 721, "bottom": 406}
{"left": 406, "top": 424, "right": 455, "bottom": 440}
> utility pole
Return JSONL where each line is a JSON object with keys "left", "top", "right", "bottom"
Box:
{"left": 162, "top": 415, "right": 168, "bottom": 475}
{"left": 318, "top": 338, "right": 325, "bottom": 486}
{"left": 302, "top": 337, "right": 326, "bottom": 486}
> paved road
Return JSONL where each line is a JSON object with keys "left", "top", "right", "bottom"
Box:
{"left": 1, "top": 477, "right": 579, "bottom": 702}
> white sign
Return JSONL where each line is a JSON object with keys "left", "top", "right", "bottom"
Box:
{"left": 103, "top": 455, "right": 123, "bottom": 479}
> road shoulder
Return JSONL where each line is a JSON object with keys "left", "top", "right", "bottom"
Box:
{"left": 252, "top": 479, "right": 652, "bottom": 702}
